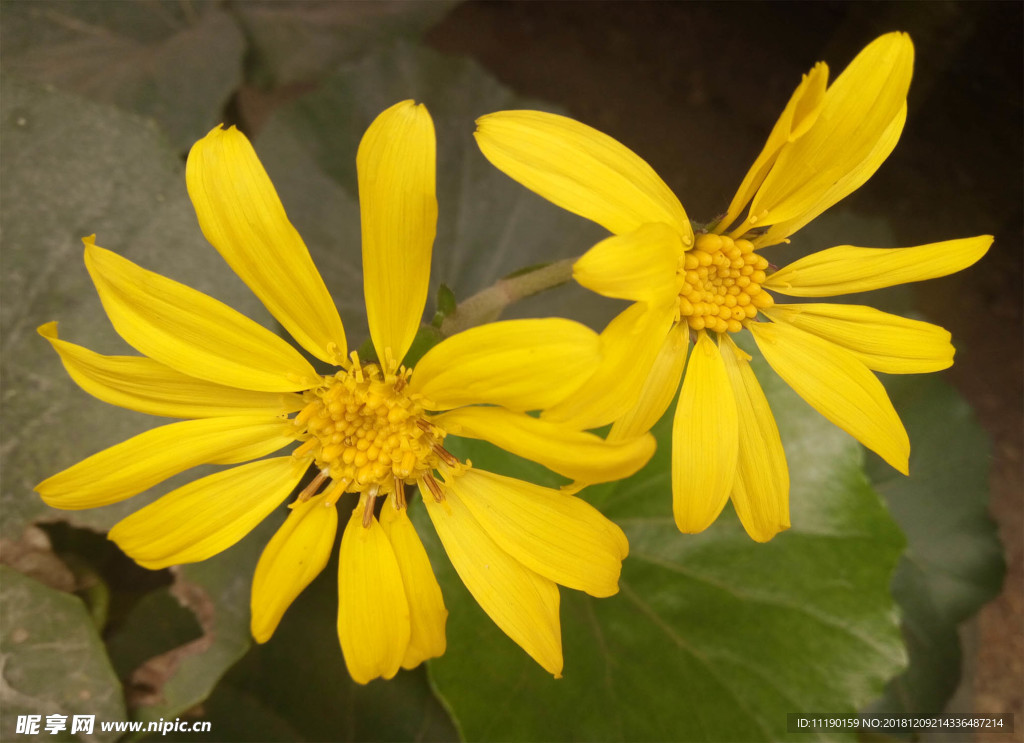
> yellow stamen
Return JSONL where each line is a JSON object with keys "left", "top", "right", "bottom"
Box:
{"left": 678, "top": 233, "right": 774, "bottom": 333}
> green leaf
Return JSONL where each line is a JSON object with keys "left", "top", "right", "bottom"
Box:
{"left": 201, "top": 543, "right": 458, "bottom": 742}
{"left": 0, "top": 0, "right": 244, "bottom": 151}
{"left": 424, "top": 359, "right": 908, "bottom": 742}
{"left": 865, "top": 375, "right": 1003, "bottom": 714}
{"left": 229, "top": 0, "right": 459, "bottom": 88}
{"left": 0, "top": 567, "right": 126, "bottom": 742}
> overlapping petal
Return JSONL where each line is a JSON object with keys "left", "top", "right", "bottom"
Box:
{"left": 378, "top": 504, "right": 448, "bottom": 669}
{"left": 410, "top": 318, "right": 600, "bottom": 412}
{"left": 609, "top": 322, "right": 689, "bottom": 442}
{"left": 764, "top": 236, "right": 992, "bottom": 296}
{"left": 573, "top": 222, "right": 684, "bottom": 301}
{"left": 337, "top": 503, "right": 411, "bottom": 684}
{"left": 85, "top": 240, "right": 319, "bottom": 392}
{"left": 37, "top": 416, "right": 297, "bottom": 509}
{"left": 109, "top": 456, "right": 307, "bottom": 570}
{"left": 543, "top": 302, "right": 677, "bottom": 430}
{"left": 448, "top": 468, "right": 627, "bottom": 598}
{"left": 765, "top": 304, "right": 954, "bottom": 373}
{"left": 423, "top": 479, "right": 563, "bottom": 677}
{"left": 186, "top": 125, "right": 347, "bottom": 365}
{"left": 475, "top": 110, "right": 692, "bottom": 242}
{"left": 749, "top": 320, "right": 909, "bottom": 473}
{"left": 671, "top": 331, "right": 738, "bottom": 534}
{"left": 744, "top": 32, "right": 914, "bottom": 238}
{"left": 720, "top": 335, "right": 789, "bottom": 542}
{"left": 251, "top": 493, "right": 338, "bottom": 643}
{"left": 433, "top": 406, "right": 654, "bottom": 484}
{"left": 38, "top": 323, "right": 302, "bottom": 418}
{"left": 358, "top": 100, "right": 437, "bottom": 367}
{"left": 718, "top": 62, "right": 828, "bottom": 232}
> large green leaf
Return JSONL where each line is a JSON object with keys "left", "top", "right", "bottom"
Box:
{"left": 424, "top": 359, "right": 908, "bottom": 742}
{"left": 866, "top": 375, "right": 1003, "bottom": 714}
{"left": 229, "top": 0, "right": 459, "bottom": 88}
{"left": 0, "top": 567, "right": 126, "bottom": 742}
{"left": 0, "top": 0, "right": 244, "bottom": 151}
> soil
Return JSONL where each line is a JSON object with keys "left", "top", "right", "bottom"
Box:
{"left": 427, "top": 2, "right": 1023, "bottom": 739}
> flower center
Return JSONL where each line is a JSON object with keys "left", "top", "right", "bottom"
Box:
{"left": 677, "top": 233, "right": 774, "bottom": 333}
{"left": 292, "top": 362, "right": 447, "bottom": 508}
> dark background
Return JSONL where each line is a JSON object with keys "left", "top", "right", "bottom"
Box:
{"left": 423, "top": 0, "right": 1021, "bottom": 732}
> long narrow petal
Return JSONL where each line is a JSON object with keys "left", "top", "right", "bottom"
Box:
{"left": 358, "top": 100, "right": 437, "bottom": 367}
{"left": 543, "top": 302, "right": 677, "bottom": 430}
{"left": 186, "top": 125, "right": 347, "bottom": 364}
{"left": 755, "top": 104, "right": 906, "bottom": 246}
{"left": 38, "top": 323, "right": 303, "bottom": 418}
{"left": 764, "top": 236, "right": 993, "bottom": 296}
{"left": 410, "top": 318, "right": 599, "bottom": 412}
{"left": 747, "top": 33, "right": 914, "bottom": 235}
{"left": 337, "top": 502, "right": 411, "bottom": 684}
{"left": 765, "top": 304, "right": 954, "bottom": 373}
{"left": 84, "top": 240, "right": 319, "bottom": 392}
{"left": 37, "top": 416, "right": 297, "bottom": 509}
{"left": 672, "top": 331, "right": 738, "bottom": 534}
{"left": 717, "top": 62, "right": 828, "bottom": 232}
{"left": 109, "top": 457, "right": 307, "bottom": 570}
{"left": 573, "top": 222, "right": 685, "bottom": 302}
{"left": 749, "top": 320, "right": 909, "bottom": 473}
{"left": 609, "top": 322, "right": 689, "bottom": 442}
{"left": 423, "top": 479, "right": 563, "bottom": 677}
{"left": 719, "top": 335, "right": 789, "bottom": 542}
{"left": 475, "top": 110, "right": 692, "bottom": 243}
{"left": 379, "top": 503, "right": 447, "bottom": 669}
{"left": 433, "top": 406, "right": 654, "bottom": 484}
{"left": 448, "top": 468, "right": 627, "bottom": 598}
{"left": 251, "top": 492, "right": 338, "bottom": 643}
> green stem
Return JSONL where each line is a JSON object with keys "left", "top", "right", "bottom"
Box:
{"left": 440, "top": 257, "right": 578, "bottom": 336}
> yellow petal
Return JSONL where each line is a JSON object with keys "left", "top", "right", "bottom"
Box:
{"left": 765, "top": 304, "right": 954, "bottom": 374}
{"left": 358, "top": 100, "right": 437, "bottom": 367}
{"left": 379, "top": 503, "right": 447, "bottom": 669}
{"left": 84, "top": 239, "right": 319, "bottom": 392}
{"left": 37, "top": 416, "right": 297, "bottom": 510}
{"left": 423, "top": 479, "right": 563, "bottom": 677}
{"left": 718, "top": 62, "right": 828, "bottom": 232}
{"left": 755, "top": 104, "right": 906, "bottom": 246}
{"left": 186, "top": 125, "right": 347, "bottom": 365}
{"left": 747, "top": 33, "right": 914, "bottom": 237}
{"left": 434, "top": 406, "right": 654, "bottom": 485}
{"left": 672, "top": 331, "right": 738, "bottom": 534}
{"left": 749, "top": 320, "right": 909, "bottom": 473}
{"left": 609, "top": 322, "right": 689, "bottom": 441}
{"left": 543, "top": 302, "right": 677, "bottom": 430}
{"left": 410, "top": 318, "right": 600, "bottom": 412}
{"left": 764, "top": 236, "right": 993, "bottom": 297}
{"left": 573, "top": 222, "right": 685, "bottom": 301}
{"left": 38, "top": 323, "right": 303, "bottom": 418}
{"left": 475, "top": 110, "right": 692, "bottom": 243}
{"left": 448, "top": 468, "right": 627, "bottom": 598}
{"left": 337, "top": 501, "right": 411, "bottom": 684}
{"left": 109, "top": 457, "right": 307, "bottom": 570}
{"left": 251, "top": 492, "right": 338, "bottom": 643}
{"left": 719, "top": 335, "right": 789, "bottom": 542}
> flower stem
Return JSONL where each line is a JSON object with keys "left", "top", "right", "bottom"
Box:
{"left": 439, "top": 257, "right": 577, "bottom": 336}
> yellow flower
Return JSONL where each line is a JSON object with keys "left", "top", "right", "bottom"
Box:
{"left": 474, "top": 33, "right": 992, "bottom": 542}
{"left": 36, "top": 101, "right": 653, "bottom": 683}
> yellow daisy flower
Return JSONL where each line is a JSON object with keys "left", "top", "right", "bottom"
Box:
{"left": 36, "top": 101, "right": 654, "bottom": 683}
{"left": 474, "top": 33, "right": 992, "bottom": 542}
